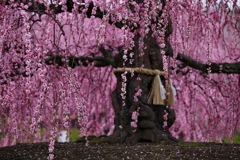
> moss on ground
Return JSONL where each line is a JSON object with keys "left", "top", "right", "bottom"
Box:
{"left": 177, "top": 142, "right": 206, "bottom": 147}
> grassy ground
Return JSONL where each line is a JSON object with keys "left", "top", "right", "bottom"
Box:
{"left": 69, "top": 128, "right": 240, "bottom": 144}
{"left": 69, "top": 128, "right": 80, "bottom": 142}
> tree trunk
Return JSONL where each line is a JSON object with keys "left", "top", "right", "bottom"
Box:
{"left": 108, "top": 21, "right": 177, "bottom": 143}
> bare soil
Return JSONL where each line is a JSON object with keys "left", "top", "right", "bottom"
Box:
{"left": 0, "top": 141, "right": 239, "bottom": 160}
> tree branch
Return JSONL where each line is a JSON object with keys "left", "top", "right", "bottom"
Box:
{"left": 5, "top": 1, "right": 240, "bottom": 74}
{"left": 13, "top": 0, "right": 137, "bottom": 31}
{"left": 176, "top": 53, "right": 240, "bottom": 74}
{"left": 45, "top": 54, "right": 115, "bottom": 68}
{"left": 0, "top": 53, "right": 116, "bottom": 85}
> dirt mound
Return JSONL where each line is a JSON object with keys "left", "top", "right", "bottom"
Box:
{"left": 0, "top": 142, "right": 239, "bottom": 160}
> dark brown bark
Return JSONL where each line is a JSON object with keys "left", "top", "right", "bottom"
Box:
{"left": 176, "top": 54, "right": 240, "bottom": 74}
{"left": 107, "top": 28, "right": 177, "bottom": 143}
{"left": 103, "top": 0, "right": 177, "bottom": 144}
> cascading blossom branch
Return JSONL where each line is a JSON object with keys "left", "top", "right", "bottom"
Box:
{"left": 0, "top": 0, "right": 239, "bottom": 151}
{"left": 168, "top": 0, "right": 240, "bottom": 142}
{"left": 0, "top": 0, "right": 120, "bottom": 148}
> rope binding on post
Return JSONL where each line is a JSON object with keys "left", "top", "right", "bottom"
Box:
{"left": 114, "top": 67, "right": 176, "bottom": 106}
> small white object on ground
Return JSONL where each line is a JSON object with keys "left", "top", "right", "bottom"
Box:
{"left": 58, "top": 130, "right": 69, "bottom": 142}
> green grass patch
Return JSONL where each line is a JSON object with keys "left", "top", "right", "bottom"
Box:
{"left": 69, "top": 128, "right": 80, "bottom": 142}
{"left": 223, "top": 135, "right": 240, "bottom": 144}
{"left": 89, "top": 136, "right": 108, "bottom": 143}
{"left": 178, "top": 142, "right": 206, "bottom": 147}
